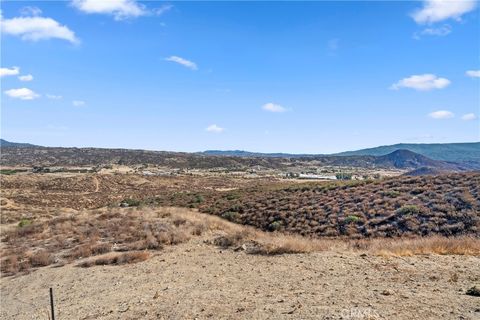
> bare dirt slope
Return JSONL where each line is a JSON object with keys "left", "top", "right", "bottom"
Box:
{"left": 1, "top": 238, "right": 479, "bottom": 320}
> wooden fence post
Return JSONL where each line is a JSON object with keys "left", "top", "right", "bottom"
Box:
{"left": 50, "top": 288, "right": 55, "bottom": 320}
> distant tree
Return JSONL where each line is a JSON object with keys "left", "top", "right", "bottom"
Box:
{"left": 336, "top": 172, "right": 352, "bottom": 180}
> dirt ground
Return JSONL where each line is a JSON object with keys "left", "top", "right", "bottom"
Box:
{"left": 1, "top": 237, "right": 479, "bottom": 320}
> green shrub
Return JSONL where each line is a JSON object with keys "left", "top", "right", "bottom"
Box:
{"left": 0, "top": 169, "right": 17, "bottom": 175}
{"left": 120, "top": 198, "right": 141, "bottom": 207}
{"left": 18, "top": 219, "right": 32, "bottom": 228}
{"left": 268, "top": 220, "right": 283, "bottom": 231}
{"left": 397, "top": 205, "right": 421, "bottom": 215}
{"left": 336, "top": 173, "right": 352, "bottom": 180}
{"left": 194, "top": 194, "right": 204, "bottom": 203}
{"left": 225, "top": 193, "right": 239, "bottom": 200}
{"left": 345, "top": 215, "right": 360, "bottom": 224}
{"left": 222, "top": 211, "right": 240, "bottom": 222}
{"left": 384, "top": 190, "right": 400, "bottom": 198}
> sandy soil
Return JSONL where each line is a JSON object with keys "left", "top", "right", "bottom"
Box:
{"left": 1, "top": 238, "right": 479, "bottom": 320}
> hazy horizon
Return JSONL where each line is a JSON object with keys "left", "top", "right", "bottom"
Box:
{"left": 2, "top": 137, "right": 480, "bottom": 156}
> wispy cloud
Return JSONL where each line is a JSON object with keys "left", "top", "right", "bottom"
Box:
{"left": 411, "top": 0, "right": 477, "bottom": 24}
{"left": 0, "top": 66, "right": 20, "bottom": 77}
{"left": 0, "top": 14, "right": 79, "bottom": 44}
{"left": 428, "top": 110, "right": 454, "bottom": 119}
{"left": 262, "top": 102, "right": 287, "bottom": 113}
{"left": 46, "top": 94, "right": 62, "bottom": 100}
{"left": 72, "top": 0, "right": 172, "bottom": 20}
{"left": 154, "top": 4, "right": 173, "bottom": 16}
{"left": 413, "top": 24, "right": 451, "bottom": 39}
{"left": 390, "top": 74, "right": 450, "bottom": 91}
{"left": 461, "top": 113, "right": 477, "bottom": 121}
{"left": 206, "top": 124, "right": 224, "bottom": 133}
{"left": 18, "top": 74, "right": 33, "bottom": 82}
{"left": 72, "top": 100, "right": 86, "bottom": 107}
{"left": 165, "top": 56, "right": 198, "bottom": 70}
{"left": 4, "top": 88, "right": 40, "bottom": 100}
{"left": 466, "top": 70, "right": 480, "bottom": 78}
{"left": 20, "top": 6, "right": 43, "bottom": 17}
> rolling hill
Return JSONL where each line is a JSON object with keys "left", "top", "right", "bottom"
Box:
{"left": 0, "top": 139, "right": 39, "bottom": 148}
{"left": 200, "top": 172, "right": 480, "bottom": 238}
{"left": 0, "top": 139, "right": 475, "bottom": 171}
{"left": 335, "top": 142, "right": 480, "bottom": 165}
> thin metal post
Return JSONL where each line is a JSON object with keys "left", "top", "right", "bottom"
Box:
{"left": 49, "top": 288, "right": 55, "bottom": 320}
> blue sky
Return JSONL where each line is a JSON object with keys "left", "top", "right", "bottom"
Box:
{"left": 1, "top": 0, "right": 479, "bottom": 153}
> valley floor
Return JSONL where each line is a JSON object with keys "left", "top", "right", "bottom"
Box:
{"left": 1, "top": 238, "right": 479, "bottom": 320}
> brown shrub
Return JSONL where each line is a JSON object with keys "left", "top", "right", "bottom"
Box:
{"left": 68, "top": 242, "right": 112, "bottom": 260}
{"left": 203, "top": 172, "right": 480, "bottom": 239}
{"left": 29, "top": 250, "right": 54, "bottom": 267}
{"left": 1, "top": 255, "right": 19, "bottom": 275}
{"left": 78, "top": 251, "right": 150, "bottom": 268}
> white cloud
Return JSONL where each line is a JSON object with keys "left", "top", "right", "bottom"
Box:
{"left": 46, "top": 94, "right": 62, "bottom": 100}
{"left": 466, "top": 70, "right": 480, "bottom": 78}
{"left": 411, "top": 0, "right": 477, "bottom": 24}
{"left": 428, "top": 110, "right": 454, "bottom": 119}
{"left": 262, "top": 102, "right": 287, "bottom": 113}
{"left": 413, "top": 24, "right": 452, "bottom": 39}
{"left": 72, "top": 100, "right": 86, "bottom": 107}
{"left": 1, "top": 15, "right": 79, "bottom": 44}
{"left": 72, "top": 0, "right": 162, "bottom": 20}
{"left": 4, "top": 88, "right": 40, "bottom": 100}
{"left": 20, "top": 6, "right": 43, "bottom": 17}
{"left": 154, "top": 4, "right": 173, "bottom": 16}
{"left": 206, "top": 124, "right": 224, "bottom": 133}
{"left": 165, "top": 56, "right": 198, "bottom": 70}
{"left": 390, "top": 74, "right": 450, "bottom": 91}
{"left": 71, "top": 0, "right": 172, "bottom": 20}
{"left": 18, "top": 74, "right": 33, "bottom": 81}
{"left": 0, "top": 66, "right": 20, "bottom": 77}
{"left": 461, "top": 113, "right": 477, "bottom": 121}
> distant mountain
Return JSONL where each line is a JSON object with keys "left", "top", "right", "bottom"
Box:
{"left": 0, "top": 139, "right": 39, "bottom": 148}
{"left": 201, "top": 150, "right": 312, "bottom": 158}
{"left": 373, "top": 149, "right": 463, "bottom": 170}
{"left": 0, "top": 140, "right": 476, "bottom": 171}
{"left": 1, "top": 144, "right": 470, "bottom": 172}
{"left": 334, "top": 142, "right": 480, "bottom": 166}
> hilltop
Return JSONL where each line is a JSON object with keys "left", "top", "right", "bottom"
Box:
{"left": 373, "top": 149, "right": 461, "bottom": 171}
{"left": 335, "top": 142, "right": 480, "bottom": 166}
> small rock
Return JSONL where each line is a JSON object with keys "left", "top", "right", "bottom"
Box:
{"left": 381, "top": 289, "right": 393, "bottom": 296}
{"left": 466, "top": 286, "right": 480, "bottom": 297}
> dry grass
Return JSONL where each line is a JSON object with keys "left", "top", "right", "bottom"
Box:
{"left": 78, "top": 251, "right": 150, "bottom": 268}
{"left": 367, "top": 236, "right": 480, "bottom": 256}
{"left": 210, "top": 228, "right": 333, "bottom": 255}
{"left": 0, "top": 207, "right": 203, "bottom": 276}
{"left": 2, "top": 206, "right": 479, "bottom": 277}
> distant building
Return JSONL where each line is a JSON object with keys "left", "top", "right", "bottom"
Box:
{"left": 298, "top": 174, "right": 337, "bottom": 180}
